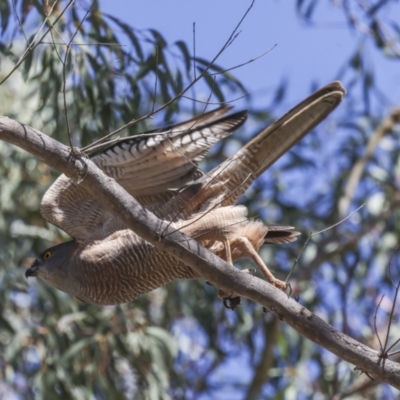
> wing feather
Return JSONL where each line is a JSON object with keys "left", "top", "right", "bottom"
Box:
{"left": 93, "top": 107, "right": 247, "bottom": 198}
{"left": 40, "top": 82, "right": 345, "bottom": 243}
{"left": 40, "top": 107, "right": 247, "bottom": 241}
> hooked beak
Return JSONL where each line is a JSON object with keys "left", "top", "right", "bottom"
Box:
{"left": 25, "top": 259, "right": 39, "bottom": 278}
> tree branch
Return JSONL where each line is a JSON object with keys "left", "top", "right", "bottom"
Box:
{"left": 1, "top": 117, "right": 399, "bottom": 389}
{"left": 338, "top": 107, "right": 400, "bottom": 217}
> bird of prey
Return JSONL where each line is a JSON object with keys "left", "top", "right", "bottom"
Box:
{"left": 25, "top": 81, "right": 345, "bottom": 305}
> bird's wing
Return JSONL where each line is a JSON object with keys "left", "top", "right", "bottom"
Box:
{"left": 203, "top": 81, "right": 346, "bottom": 206}
{"left": 40, "top": 107, "right": 247, "bottom": 242}
{"left": 92, "top": 106, "right": 247, "bottom": 203}
{"left": 130, "top": 82, "right": 346, "bottom": 224}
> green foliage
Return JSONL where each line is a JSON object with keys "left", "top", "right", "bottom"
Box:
{"left": 0, "top": 1, "right": 248, "bottom": 398}
{"left": 1, "top": 1, "right": 400, "bottom": 399}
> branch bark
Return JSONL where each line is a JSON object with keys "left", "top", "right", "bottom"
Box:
{"left": 1, "top": 117, "right": 399, "bottom": 389}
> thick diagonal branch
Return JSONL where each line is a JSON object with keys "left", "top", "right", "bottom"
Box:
{"left": 0, "top": 117, "right": 399, "bottom": 389}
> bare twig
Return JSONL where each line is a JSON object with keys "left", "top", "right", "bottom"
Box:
{"left": 61, "top": 2, "right": 96, "bottom": 150}
{"left": 192, "top": 22, "right": 196, "bottom": 81}
{"left": 285, "top": 231, "right": 313, "bottom": 282}
{"left": 152, "top": 46, "right": 159, "bottom": 113}
{"left": 11, "top": 0, "right": 28, "bottom": 43}
{"left": 373, "top": 249, "right": 400, "bottom": 366}
{"left": 40, "top": 42, "right": 125, "bottom": 46}
{"left": 0, "top": 0, "right": 71, "bottom": 87}
{"left": 208, "top": 45, "right": 277, "bottom": 77}
{"left": 49, "top": 29, "right": 64, "bottom": 64}
{"left": 81, "top": 0, "right": 256, "bottom": 153}
{"left": 374, "top": 295, "right": 385, "bottom": 354}
{"left": 286, "top": 204, "right": 365, "bottom": 281}
{"left": 181, "top": 92, "right": 249, "bottom": 104}
{"left": 314, "top": 204, "right": 365, "bottom": 235}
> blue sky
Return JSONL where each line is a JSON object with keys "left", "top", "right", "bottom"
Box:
{"left": 99, "top": 0, "right": 400, "bottom": 112}
{"left": 96, "top": 0, "right": 400, "bottom": 223}
{"left": 97, "top": 0, "right": 400, "bottom": 218}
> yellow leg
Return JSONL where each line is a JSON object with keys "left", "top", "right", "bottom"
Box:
{"left": 223, "top": 238, "right": 233, "bottom": 264}
{"left": 235, "top": 237, "right": 288, "bottom": 290}
{"left": 218, "top": 238, "right": 234, "bottom": 299}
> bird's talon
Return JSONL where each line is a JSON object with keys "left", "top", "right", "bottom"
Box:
{"left": 286, "top": 282, "right": 292, "bottom": 297}
{"left": 271, "top": 279, "right": 287, "bottom": 290}
{"left": 223, "top": 295, "right": 241, "bottom": 310}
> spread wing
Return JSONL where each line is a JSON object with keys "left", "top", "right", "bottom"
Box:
{"left": 160, "top": 82, "right": 345, "bottom": 217}
{"left": 40, "top": 107, "right": 248, "bottom": 242}
{"left": 92, "top": 106, "right": 247, "bottom": 202}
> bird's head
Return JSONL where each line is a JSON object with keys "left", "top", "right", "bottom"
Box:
{"left": 26, "top": 241, "right": 78, "bottom": 293}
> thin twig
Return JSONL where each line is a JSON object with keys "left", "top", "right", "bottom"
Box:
{"left": 193, "top": 22, "right": 196, "bottom": 80}
{"left": 81, "top": 0, "right": 256, "bottom": 153}
{"left": 374, "top": 295, "right": 385, "bottom": 353}
{"left": 152, "top": 46, "right": 159, "bottom": 113}
{"left": 62, "top": 2, "right": 96, "bottom": 150}
{"left": 49, "top": 28, "right": 64, "bottom": 64}
{"left": 286, "top": 204, "right": 365, "bottom": 280}
{"left": 372, "top": 247, "right": 400, "bottom": 366}
{"left": 11, "top": 0, "right": 28, "bottom": 43}
{"left": 312, "top": 204, "right": 365, "bottom": 235}
{"left": 40, "top": 41, "right": 124, "bottom": 46}
{"left": 388, "top": 246, "right": 399, "bottom": 289}
{"left": 181, "top": 92, "right": 249, "bottom": 105}
{"left": 286, "top": 232, "right": 313, "bottom": 281}
{"left": 0, "top": 0, "right": 71, "bottom": 87}
{"left": 208, "top": 46, "right": 277, "bottom": 77}
{"left": 382, "top": 251, "right": 400, "bottom": 355}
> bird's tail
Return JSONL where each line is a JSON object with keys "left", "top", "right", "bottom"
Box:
{"left": 205, "top": 81, "right": 346, "bottom": 206}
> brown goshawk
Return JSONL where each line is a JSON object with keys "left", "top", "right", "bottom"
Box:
{"left": 25, "top": 82, "right": 345, "bottom": 305}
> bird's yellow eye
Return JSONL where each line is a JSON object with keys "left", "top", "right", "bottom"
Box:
{"left": 43, "top": 251, "right": 52, "bottom": 260}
